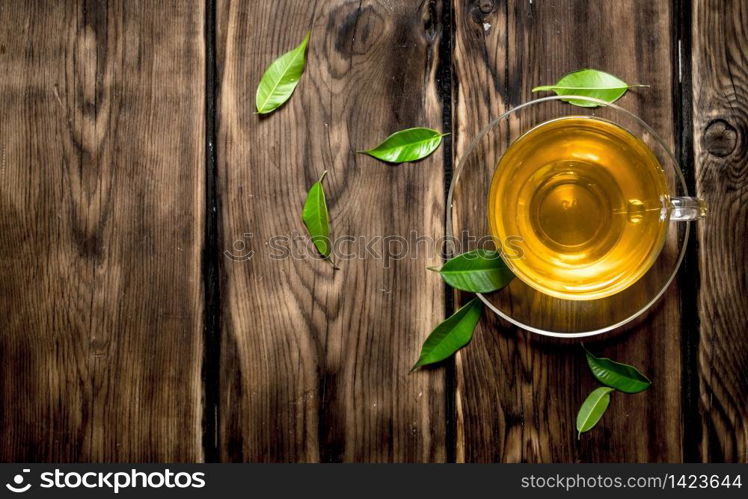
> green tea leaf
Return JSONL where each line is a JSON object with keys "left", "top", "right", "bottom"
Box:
{"left": 302, "top": 171, "right": 334, "bottom": 264}
{"left": 576, "top": 387, "right": 614, "bottom": 438}
{"left": 585, "top": 348, "right": 651, "bottom": 394}
{"left": 360, "top": 127, "right": 446, "bottom": 163}
{"left": 255, "top": 32, "right": 310, "bottom": 114}
{"left": 411, "top": 298, "right": 482, "bottom": 371}
{"left": 532, "top": 69, "right": 646, "bottom": 107}
{"left": 429, "top": 249, "right": 514, "bottom": 293}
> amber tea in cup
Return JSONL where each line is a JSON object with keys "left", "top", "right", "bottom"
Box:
{"left": 488, "top": 116, "right": 670, "bottom": 300}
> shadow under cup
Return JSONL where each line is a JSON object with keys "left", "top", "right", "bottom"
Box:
{"left": 447, "top": 95, "right": 701, "bottom": 338}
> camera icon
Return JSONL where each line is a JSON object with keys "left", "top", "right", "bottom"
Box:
{"left": 5, "top": 469, "right": 31, "bottom": 493}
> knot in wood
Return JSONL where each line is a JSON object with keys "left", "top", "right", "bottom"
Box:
{"left": 478, "top": 0, "right": 495, "bottom": 14}
{"left": 471, "top": 0, "right": 496, "bottom": 21}
{"left": 703, "top": 119, "right": 738, "bottom": 157}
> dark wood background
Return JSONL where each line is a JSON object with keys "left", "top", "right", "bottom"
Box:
{"left": 0, "top": 0, "right": 745, "bottom": 462}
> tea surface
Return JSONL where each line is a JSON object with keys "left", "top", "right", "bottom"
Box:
{"left": 488, "top": 117, "right": 668, "bottom": 300}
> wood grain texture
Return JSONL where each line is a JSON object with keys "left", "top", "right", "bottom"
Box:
{"left": 0, "top": 0, "right": 745, "bottom": 464}
{"left": 452, "top": 0, "right": 683, "bottom": 462}
{"left": 216, "top": 0, "right": 446, "bottom": 462}
{"left": 692, "top": 0, "right": 748, "bottom": 462}
{"left": 0, "top": 0, "right": 205, "bottom": 461}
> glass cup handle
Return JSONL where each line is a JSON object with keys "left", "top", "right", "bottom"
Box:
{"left": 668, "top": 196, "right": 708, "bottom": 221}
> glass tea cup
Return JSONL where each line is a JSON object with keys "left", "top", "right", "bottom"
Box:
{"left": 447, "top": 95, "right": 706, "bottom": 338}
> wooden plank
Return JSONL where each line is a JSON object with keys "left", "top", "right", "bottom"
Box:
{"left": 216, "top": 0, "right": 446, "bottom": 461}
{"left": 692, "top": 0, "right": 748, "bottom": 463}
{"left": 0, "top": 0, "right": 205, "bottom": 461}
{"left": 453, "top": 0, "right": 682, "bottom": 461}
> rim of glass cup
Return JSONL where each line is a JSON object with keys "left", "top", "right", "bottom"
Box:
{"left": 446, "top": 95, "right": 690, "bottom": 338}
